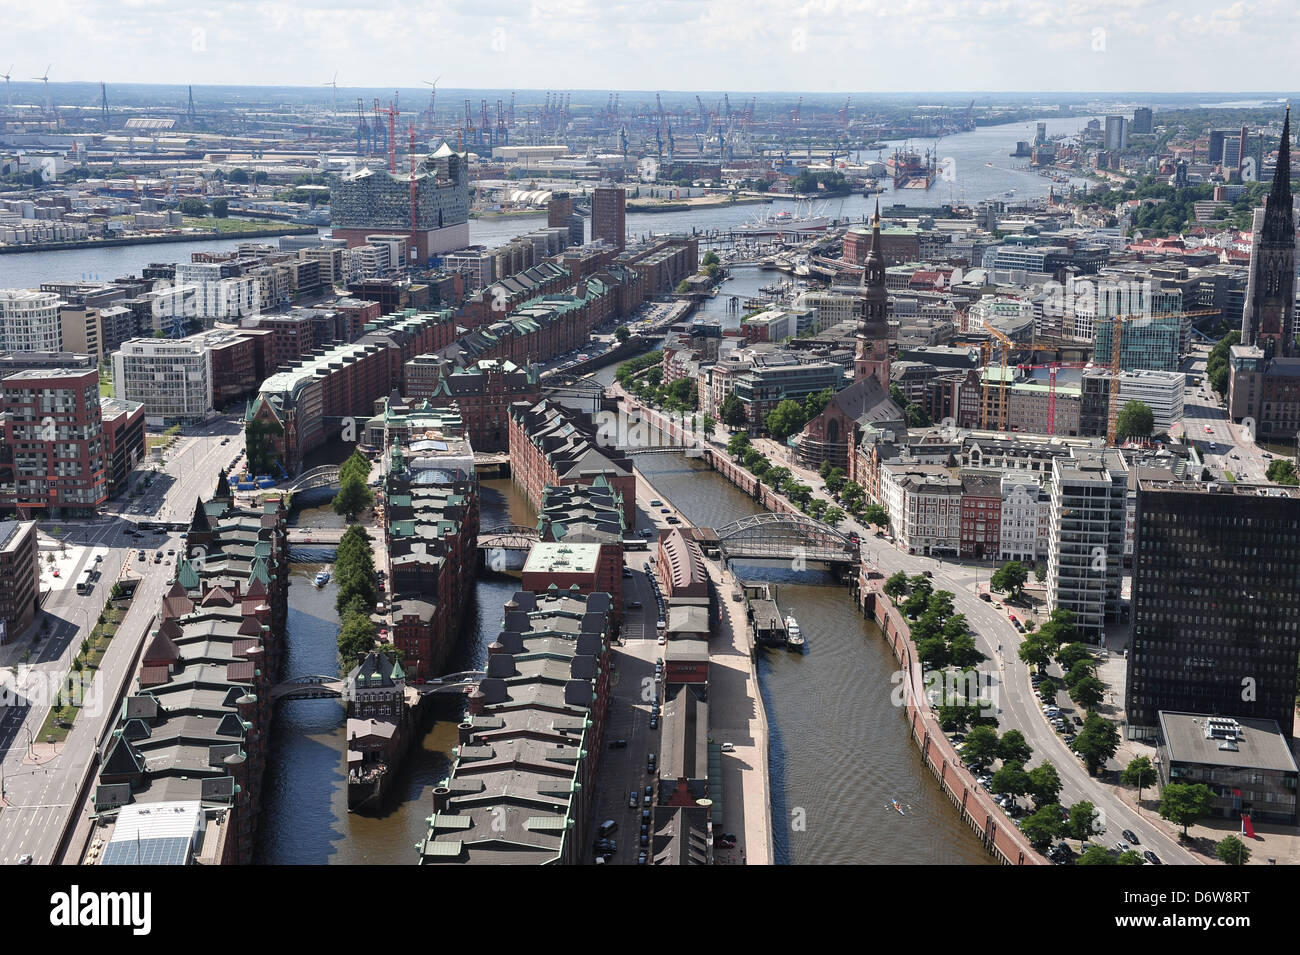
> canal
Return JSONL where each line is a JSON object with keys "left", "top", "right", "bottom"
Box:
{"left": 632, "top": 452, "right": 993, "bottom": 865}
{"left": 253, "top": 478, "right": 536, "bottom": 864}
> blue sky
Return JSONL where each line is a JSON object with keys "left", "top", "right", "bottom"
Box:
{"left": 0, "top": 0, "right": 1295, "bottom": 92}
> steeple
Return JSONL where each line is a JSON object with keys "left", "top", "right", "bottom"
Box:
{"left": 1269, "top": 105, "right": 1291, "bottom": 207}
{"left": 854, "top": 198, "right": 890, "bottom": 386}
{"left": 1241, "top": 105, "right": 1297, "bottom": 357}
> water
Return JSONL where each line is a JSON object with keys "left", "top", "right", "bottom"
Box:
{"left": 254, "top": 477, "right": 536, "bottom": 864}
{"left": 0, "top": 116, "right": 1101, "bottom": 291}
{"left": 633, "top": 452, "right": 993, "bottom": 865}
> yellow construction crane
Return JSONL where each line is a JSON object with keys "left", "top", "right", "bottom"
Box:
{"left": 978, "top": 320, "right": 1060, "bottom": 431}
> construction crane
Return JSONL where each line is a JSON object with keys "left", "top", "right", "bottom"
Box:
{"left": 356, "top": 98, "right": 371, "bottom": 153}
{"left": 1, "top": 66, "right": 12, "bottom": 108}
{"left": 384, "top": 100, "right": 397, "bottom": 172}
{"left": 696, "top": 95, "right": 706, "bottom": 131}
{"left": 423, "top": 77, "right": 440, "bottom": 135}
{"left": 408, "top": 123, "right": 419, "bottom": 267}
{"left": 979, "top": 320, "right": 1061, "bottom": 431}
{"left": 323, "top": 71, "right": 339, "bottom": 112}
{"left": 619, "top": 126, "right": 629, "bottom": 161}
{"left": 100, "top": 82, "right": 109, "bottom": 131}
{"left": 464, "top": 99, "right": 474, "bottom": 144}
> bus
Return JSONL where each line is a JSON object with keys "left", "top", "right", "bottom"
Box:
{"left": 75, "top": 570, "right": 94, "bottom": 596}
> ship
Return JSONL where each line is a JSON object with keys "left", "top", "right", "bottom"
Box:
{"left": 735, "top": 204, "right": 832, "bottom": 237}
{"left": 862, "top": 178, "right": 885, "bottom": 195}
{"left": 785, "top": 614, "right": 805, "bottom": 649}
{"left": 314, "top": 569, "right": 330, "bottom": 587}
{"left": 887, "top": 146, "right": 937, "bottom": 190}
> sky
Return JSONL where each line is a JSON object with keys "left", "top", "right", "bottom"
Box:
{"left": 0, "top": 0, "right": 1297, "bottom": 93}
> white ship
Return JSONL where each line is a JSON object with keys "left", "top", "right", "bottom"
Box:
{"left": 735, "top": 201, "right": 832, "bottom": 237}
{"left": 785, "top": 614, "right": 805, "bottom": 649}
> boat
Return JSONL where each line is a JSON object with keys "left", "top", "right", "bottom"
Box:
{"left": 735, "top": 200, "right": 832, "bottom": 237}
{"left": 862, "top": 178, "right": 885, "bottom": 195}
{"left": 785, "top": 614, "right": 805, "bottom": 649}
{"left": 886, "top": 145, "right": 937, "bottom": 190}
{"left": 891, "top": 799, "right": 906, "bottom": 816}
{"left": 314, "top": 569, "right": 330, "bottom": 587}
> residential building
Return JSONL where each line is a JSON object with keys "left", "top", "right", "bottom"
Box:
{"left": 591, "top": 183, "right": 626, "bottom": 251}
{"left": 0, "top": 520, "right": 38, "bottom": 640}
{"left": 1047, "top": 449, "right": 1127, "bottom": 641}
{"left": 99, "top": 396, "right": 146, "bottom": 496}
{"left": 113, "top": 337, "right": 213, "bottom": 426}
{"left": 0, "top": 290, "right": 62, "bottom": 353}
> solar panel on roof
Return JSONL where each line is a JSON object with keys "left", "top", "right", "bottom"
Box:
{"left": 99, "top": 836, "right": 192, "bottom": 866}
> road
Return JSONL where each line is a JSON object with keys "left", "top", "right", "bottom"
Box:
{"left": 1179, "top": 345, "right": 1281, "bottom": 483}
{"left": 0, "top": 416, "right": 245, "bottom": 864}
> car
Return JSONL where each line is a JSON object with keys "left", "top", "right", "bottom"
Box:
{"left": 137, "top": 551, "right": 145, "bottom": 561}
{"left": 1122, "top": 829, "right": 1140, "bottom": 845}
{"left": 641, "top": 808, "right": 651, "bottom": 824}
{"left": 610, "top": 738, "right": 628, "bottom": 749}
{"left": 1115, "top": 841, "right": 1130, "bottom": 853}
{"left": 720, "top": 742, "right": 736, "bottom": 753}
{"left": 1205, "top": 425, "right": 1213, "bottom": 434}
{"left": 623, "top": 568, "right": 634, "bottom": 578}
{"left": 641, "top": 528, "right": 654, "bottom": 538}
{"left": 665, "top": 516, "right": 681, "bottom": 524}
{"left": 629, "top": 601, "right": 643, "bottom": 610}
{"left": 166, "top": 548, "right": 175, "bottom": 556}
{"left": 643, "top": 787, "right": 652, "bottom": 807}
{"left": 649, "top": 715, "right": 658, "bottom": 729}
{"left": 629, "top": 790, "right": 639, "bottom": 808}
{"left": 1263, "top": 451, "right": 1273, "bottom": 459}
{"left": 17, "top": 854, "right": 32, "bottom": 864}
{"left": 647, "top": 753, "right": 656, "bottom": 773}
{"left": 637, "top": 850, "right": 649, "bottom": 865}
{"left": 649, "top": 499, "right": 663, "bottom": 507}
{"left": 52, "top": 569, "right": 60, "bottom": 577}
{"left": 980, "top": 592, "right": 992, "bottom": 602}
{"left": 599, "top": 820, "right": 618, "bottom": 836}
{"left": 1142, "top": 850, "right": 1161, "bottom": 865}
{"left": 1073, "top": 715, "right": 1084, "bottom": 726}
{"left": 922, "top": 570, "right": 933, "bottom": 578}
{"left": 656, "top": 634, "right": 666, "bottom": 645}
{"left": 639, "top": 832, "right": 649, "bottom": 847}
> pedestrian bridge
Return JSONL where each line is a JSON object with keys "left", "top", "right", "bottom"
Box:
{"left": 478, "top": 525, "right": 539, "bottom": 551}
{"left": 715, "top": 512, "right": 858, "bottom": 565}
{"left": 282, "top": 466, "right": 341, "bottom": 492}
{"left": 271, "top": 674, "right": 345, "bottom": 703}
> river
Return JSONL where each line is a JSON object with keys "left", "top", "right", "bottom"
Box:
{"left": 631, "top": 452, "right": 992, "bottom": 865}
{"left": 0, "top": 116, "right": 1100, "bottom": 290}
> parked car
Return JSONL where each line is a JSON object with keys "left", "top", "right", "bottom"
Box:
{"left": 599, "top": 820, "right": 618, "bottom": 837}
{"left": 647, "top": 753, "right": 656, "bottom": 773}
{"left": 637, "top": 850, "right": 649, "bottom": 865}
{"left": 980, "top": 593, "right": 992, "bottom": 602}
{"left": 1115, "top": 841, "right": 1130, "bottom": 853}
{"left": 720, "top": 742, "right": 736, "bottom": 753}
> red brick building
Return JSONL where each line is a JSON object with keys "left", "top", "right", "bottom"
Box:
{"left": 959, "top": 474, "right": 1002, "bottom": 559}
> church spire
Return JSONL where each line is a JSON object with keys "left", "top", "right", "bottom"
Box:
{"left": 1270, "top": 105, "right": 1291, "bottom": 205}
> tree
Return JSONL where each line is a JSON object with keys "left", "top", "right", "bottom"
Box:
{"left": 245, "top": 416, "right": 284, "bottom": 475}
{"left": 675, "top": 280, "right": 692, "bottom": 294}
{"left": 211, "top": 197, "right": 229, "bottom": 218}
{"left": 337, "top": 612, "right": 377, "bottom": 668}
{"left": 332, "top": 473, "right": 372, "bottom": 519}
{"left": 727, "top": 430, "right": 750, "bottom": 456}
{"left": 1074, "top": 714, "right": 1120, "bottom": 775}
{"left": 1077, "top": 844, "right": 1116, "bottom": 865}
{"left": 991, "top": 762, "right": 1031, "bottom": 800}
{"left": 1122, "top": 756, "right": 1158, "bottom": 805}
{"left": 1115, "top": 400, "right": 1155, "bottom": 440}
{"left": 1027, "top": 762, "right": 1063, "bottom": 806}
{"left": 1266, "top": 459, "right": 1299, "bottom": 486}
{"left": 1034, "top": 563, "right": 1046, "bottom": 584}
{"left": 998, "top": 729, "right": 1033, "bottom": 766}
{"left": 179, "top": 197, "right": 208, "bottom": 216}
{"left": 228, "top": 168, "right": 250, "bottom": 184}
{"left": 862, "top": 503, "right": 889, "bottom": 528}
{"left": 823, "top": 506, "right": 845, "bottom": 526}
{"left": 1018, "top": 633, "right": 1055, "bottom": 670}
{"left": 614, "top": 325, "right": 631, "bottom": 344}
{"left": 1116, "top": 850, "right": 1145, "bottom": 865}
{"left": 1159, "top": 782, "right": 1216, "bottom": 837}
{"left": 916, "top": 637, "right": 951, "bottom": 669}
{"left": 1056, "top": 642, "right": 1093, "bottom": 671}
{"left": 883, "top": 571, "right": 909, "bottom": 600}
{"left": 702, "top": 250, "right": 720, "bottom": 267}
{"left": 1066, "top": 801, "right": 1102, "bottom": 842}
{"left": 1020, "top": 804, "right": 1063, "bottom": 851}
{"left": 765, "top": 399, "right": 807, "bottom": 441}
{"left": 950, "top": 635, "right": 985, "bottom": 669}
{"left": 1215, "top": 835, "right": 1251, "bottom": 866}
{"left": 1068, "top": 676, "right": 1106, "bottom": 711}
{"left": 702, "top": 415, "right": 715, "bottom": 438}
{"left": 803, "top": 387, "right": 834, "bottom": 421}
{"left": 960, "top": 726, "right": 1001, "bottom": 767}
{"left": 1064, "top": 659, "right": 1097, "bottom": 688}
{"left": 824, "top": 467, "right": 846, "bottom": 495}
{"left": 990, "top": 561, "right": 1029, "bottom": 600}
{"left": 720, "top": 393, "right": 747, "bottom": 428}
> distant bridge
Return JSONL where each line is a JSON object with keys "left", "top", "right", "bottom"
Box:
{"left": 282, "top": 466, "right": 341, "bottom": 492}
{"left": 271, "top": 674, "right": 345, "bottom": 703}
{"left": 715, "top": 512, "right": 858, "bottom": 565}
{"left": 478, "top": 525, "right": 539, "bottom": 551}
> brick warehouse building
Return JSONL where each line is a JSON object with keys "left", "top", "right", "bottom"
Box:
{"left": 508, "top": 399, "right": 636, "bottom": 529}
{"left": 403, "top": 357, "right": 541, "bottom": 452}
{"left": 0, "top": 368, "right": 107, "bottom": 516}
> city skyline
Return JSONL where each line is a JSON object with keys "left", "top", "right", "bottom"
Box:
{"left": 2, "top": 0, "right": 1299, "bottom": 93}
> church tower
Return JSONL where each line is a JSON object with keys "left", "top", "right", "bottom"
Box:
{"left": 1242, "top": 106, "right": 1295, "bottom": 358}
{"left": 855, "top": 200, "right": 891, "bottom": 386}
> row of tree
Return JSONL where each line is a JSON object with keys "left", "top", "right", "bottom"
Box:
{"left": 335, "top": 525, "right": 381, "bottom": 668}
{"left": 332, "top": 449, "right": 374, "bottom": 520}
{"left": 724, "top": 432, "right": 846, "bottom": 525}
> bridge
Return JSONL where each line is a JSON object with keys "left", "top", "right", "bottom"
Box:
{"left": 414, "top": 670, "right": 486, "bottom": 696}
{"left": 478, "top": 524, "right": 539, "bottom": 551}
{"left": 271, "top": 674, "right": 345, "bottom": 703}
{"left": 282, "top": 466, "right": 340, "bottom": 492}
{"left": 620, "top": 445, "right": 705, "bottom": 457}
{"left": 715, "top": 512, "right": 858, "bottom": 565}
{"left": 287, "top": 526, "right": 374, "bottom": 545}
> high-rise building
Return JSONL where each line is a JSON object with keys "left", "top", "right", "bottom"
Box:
{"left": 1208, "top": 129, "right": 1229, "bottom": 164}
{"left": 547, "top": 190, "right": 574, "bottom": 228}
{"left": 1104, "top": 115, "right": 1128, "bottom": 151}
{"left": 1047, "top": 449, "right": 1127, "bottom": 642}
{"left": 0, "top": 290, "right": 62, "bottom": 353}
{"left": 1126, "top": 480, "right": 1300, "bottom": 740}
{"left": 1223, "top": 135, "right": 1242, "bottom": 171}
{"left": 1131, "top": 107, "right": 1153, "bottom": 135}
{"left": 0, "top": 520, "right": 38, "bottom": 640}
{"left": 591, "top": 184, "right": 626, "bottom": 251}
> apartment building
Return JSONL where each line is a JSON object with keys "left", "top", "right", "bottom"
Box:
{"left": 0, "top": 520, "right": 39, "bottom": 640}
{"left": 113, "top": 337, "right": 213, "bottom": 426}
{"left": 0, "top": 290, "right": 62, "bottom": 353}
{"left": 1047, "top": 449, "right": 1128, "bottom": 641}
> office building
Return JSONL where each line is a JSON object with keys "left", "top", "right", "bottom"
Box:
{"left": 591, "top": 184, "right": 627, "bottom": 251}
{"left": 1126, "top": 480, "right": 1300, "bottom": 740}
{"left": 1155, "top": 714, "right": 1296, "bottom": 824}
{"left": 1131, "top": 107, "right": 1153, "bottom": 135}
{"left": 1104, "top": 115, "right": 1128, "bottom": 151}
{"left": 113, "top": 337, "right": 213, "bottom": 426}
{"left": 0, "top": 520, "right": 38, "bottom": 641}
{"left": 1046, "top": 449, "right": 1127, "bottom": 641}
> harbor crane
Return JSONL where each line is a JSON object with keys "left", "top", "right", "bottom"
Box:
{"left": 323, "top": 71, "right": 339, "bottom": 112}
{"left": 422, "top": 77, "right": 440, "bottom": 134}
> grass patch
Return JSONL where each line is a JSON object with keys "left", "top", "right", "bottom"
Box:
{"left": 1224, "top": 470, "right": 1236, "bottom": 482}
{"left": 35, "top": 604, "right": 129, "bottom": 744}
{"left": 182, "top": 216, "right": 279, "bottom": 233}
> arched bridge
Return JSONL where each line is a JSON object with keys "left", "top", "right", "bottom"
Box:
{"left": 715, "top": 512, "right": 858, "bottom": 565}
{"left": 478, "top": 525, "right": 540, "bottom": 550}
{"left": 415, "top": 670, "right": 486, "bottom": 696}
{"left": 271, "top": 674, "right": 345, "bottom": 703}
{"left": 282, "top": 466, "right": 341, "bottom": 492}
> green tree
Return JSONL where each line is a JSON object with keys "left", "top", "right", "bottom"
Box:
{"left": 1158, "top": 782, "right": 1216, "bottom": 837}
{"left": 1027, "top": 762, "right": 1063, "bottom": 806}
{"left": 614, "top": 325, "right": 631, "bottom": 343}
{"left": 916, "top": 637, "right": 951, "bottom": 669}
{"left": 765, "top": 399, "right": 807, "bottom": 441}
{"left": 1215, "top": 835, "right": 1251, "bottom": 866}
{"left": 1077, "top": 844, "right": 1116, "bottom": 865}
{"left": 1034, "top": 564, "right": 1047, "bottom": 584}
{"left": 244, "top": 416, "right": 284, "bottom": 475}
{"left": 1018, "top": 633, "right": 1055, "bottom": 670}
{"left": 1115, "top": 399, "right": 1155, "bottom": 440}
{"left": 228, "top": 168, "right": 249, "bottom": 184}
{"left": 990, "top": 561, "right": 1029, "bottom": 600}
{"left": 1020, "top": 804, "right": 1063, "bottom": 851}
{"left": 823, "top": 505, "right": 845, "bottom": 526}
{"left": 960, "top": 725, "right": 1001, "bottom": 767}
{"left": 726, "top": 430, "right": 750, "bottom": 456}
{"left": 1122, "top": 756, "right": 1158, "bottom": 805}
{"left": 720, "top": 393, "right": 747, "bottom": 428}
{"left": 338, "top": 612, "right": 377, "bottom": 669}
{"left": 862, "top": 503, "right": 889, "bottom": 528}
{"left": 803, "top": 387, "right": 834, "bottom": 421}
{"left": 179, "top": 197, "right": 208, "bottom": 216}
{"left": 211, "top": 197, "right": 229, "bottom": 218}
{"left": 950, "top": 635, "right": 985, "bottom": 669}
{"left": 332, "top": 473, "right": 372, "bottom": 520}
{"left": 1066, "top": 801, "right": 1102, "bottom": 842}
{"left": 701, "top": 250, "right": 720, "bottom": 267}
{"left": 675, "top": 280, "right": 692, "bottom": 294}
{"left": 1064, "top": 659, "right": 1097, "bottom": 688}
{"left": 1074, "top": 714, "right": 1120, "bottom": 775}
{"left": 998, "top": 729, "right": 1033, "bottom": 766}
{"left": 883, "top": 571, "right": 909, "bottom": 600}
{"left": 1266, "top": 459, "right": 1299, "bottom": 485}
{"left": 1116, "top": 849, "right": 1145, "bottom": 865}
{"left": 1056, "top": 642, "right": 1093, "bottom": 671}
{"left": 1069, "top": 676, "right": 1106, "bottom": 711}
{"left": 991, "top": 762, "right": 1031, "bottom": 800}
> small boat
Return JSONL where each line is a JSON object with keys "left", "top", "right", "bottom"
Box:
{"left": 314, "top": 570, "right": 330, "bottom": 587}
{"left": 785, "top": 614, "right": 804, "bottom": 648}
{"left": 891, "top": 799, "right": 906, "bottom": 816}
